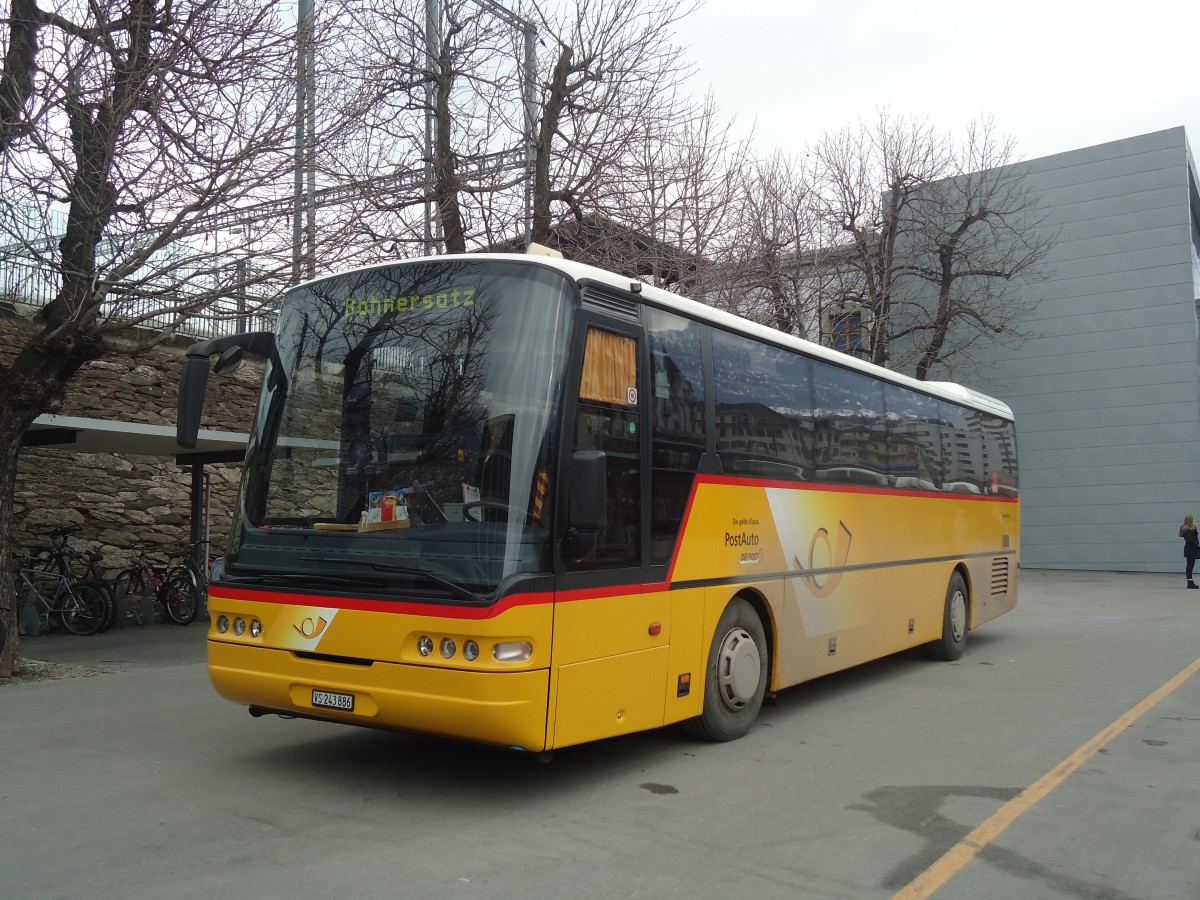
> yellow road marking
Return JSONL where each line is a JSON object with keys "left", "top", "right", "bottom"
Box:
{"left": 893, "top": 656, "right": 1200, "bottom": 899}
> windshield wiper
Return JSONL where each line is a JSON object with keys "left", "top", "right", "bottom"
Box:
{"left": 222, "top": 572, "right": 386, "bottom": 590}
{"left": 311, "top": 558, "right": 483, "bottom": 602}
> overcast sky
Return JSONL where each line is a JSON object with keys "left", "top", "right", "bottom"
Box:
{"left": 672, "top": 0, "right": 1200, "bottom": 163}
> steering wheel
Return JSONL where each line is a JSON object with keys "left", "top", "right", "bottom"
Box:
{"left": 465, "top": 499, "right": 540, "bottom": 526}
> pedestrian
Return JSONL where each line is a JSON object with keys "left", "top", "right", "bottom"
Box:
{"left": 1180, "top": 515, "right": 1199, "bottom": 589}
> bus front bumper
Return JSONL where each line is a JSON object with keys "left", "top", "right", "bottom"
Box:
{"left": 208, "top": 639, "right": 551, "bottom": 752}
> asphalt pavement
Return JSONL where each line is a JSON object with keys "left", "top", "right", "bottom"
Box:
{"left": 13, "top": 614, "right": 207, "bottom": 672}
{"left": 3, "top": 569, "right": 1199, "bottom": 899}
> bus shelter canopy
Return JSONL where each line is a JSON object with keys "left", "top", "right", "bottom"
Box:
{"left": 24, "top": 414, "right": 248, "bottom": 465}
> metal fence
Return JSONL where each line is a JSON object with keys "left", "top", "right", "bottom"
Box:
{"left": 0, "top": 249, "right": 279, "bottom": 341}
{"left": 0, "top": 251, "right": 58, "bottom": 310}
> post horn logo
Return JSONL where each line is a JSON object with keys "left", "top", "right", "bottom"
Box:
{"left": 294, "top": 616, "right": 329, "bottom": 639}
{"left": 794, "top": 521, "right": 852, "bottom": 598}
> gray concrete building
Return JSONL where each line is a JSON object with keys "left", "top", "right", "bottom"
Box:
{"left": 965, "top": 127, "right": 1200, "bottom": 572}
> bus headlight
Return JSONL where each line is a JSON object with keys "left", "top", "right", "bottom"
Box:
{"left": 440, "top": 638, "right": 457, "bottom": 659}
{"left": 216, "top": 616, "right": 230, "bottom": 634}
{"left": 463, "top": 640, "right": 480, "bottom": 661}
{"left": 249, "top": 619, "right": 263, "bottom": 638}
{"left": 493, "top": 641, "right": 532, "bottom": 662}
{"left": 417, "top": 636, "right": 433, "bottom": 656}
{"left": 233, "top": 618, "right": 247, "bottom": 636}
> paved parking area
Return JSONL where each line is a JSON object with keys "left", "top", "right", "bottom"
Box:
{"left": 3, "top": 569, "right": 1199, "bottom": 899}
{"left": 11, "top": 615, "right": 206, "bottom": 676}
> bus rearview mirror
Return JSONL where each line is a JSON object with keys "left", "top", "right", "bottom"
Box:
{"left": 176, "top": 331, "right": 277, "bottom": 449}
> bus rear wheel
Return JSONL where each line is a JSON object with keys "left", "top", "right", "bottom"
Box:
{"left": 682, "top": 597, "right": 768, "bottom": 742}
{"left": 925, "top": 571, "right": 969, "bottom": 661}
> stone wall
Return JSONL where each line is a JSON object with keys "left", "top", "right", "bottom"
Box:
{"left": 5, "top": 310, "right": 264, "bottom": 576}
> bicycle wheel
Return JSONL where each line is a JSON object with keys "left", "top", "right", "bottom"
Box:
{"left": 162, "top": 572, "right": 198, "bottom": 625}
{"left": 88, "top": 577, "right": 117, "bottom": 633}
{"left": 58, "top": 581, "right": 108, "bottom": 636}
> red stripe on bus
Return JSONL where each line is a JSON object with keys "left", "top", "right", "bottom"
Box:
{"left": 691, "top": 473, "right": 1020, "bottom": 501}
{"left": 213, "top": 584, "right": 552, "bottom": 619}
{"left": 212, "top": 581, "right": 670, "bottom": 617}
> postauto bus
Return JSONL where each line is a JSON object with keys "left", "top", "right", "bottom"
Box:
{"left": 177, "top": 251, "right": 1018, "bottom": 753}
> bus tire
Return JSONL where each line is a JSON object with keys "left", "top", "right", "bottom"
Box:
{"left": 925, "top": 571, "right": 969, "bottom": 661}
{"left": 682, "top": 597, "right": 768, "bottom": 742}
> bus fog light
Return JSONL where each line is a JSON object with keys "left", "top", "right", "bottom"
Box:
{"left": 494, "top": 641, "right": 532, "bottom": 662}
{"left": 417, "top": 636, "right": 433, "bottom": 656}
{"left": 249, "top": 619, "right": 263, "bottom": 638}
{"left": 216, "top": 616, "right": 230, "bottom": 633}
{"left": 233, "top": 617, "right": 247, "bottom": 636}
{"left": 440, "top": 638, "right": 457, "bottom": 659}
{"left": 463, "top": 640, "right": 480, "bottom": 661}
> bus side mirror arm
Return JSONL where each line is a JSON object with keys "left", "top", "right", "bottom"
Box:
{"left": 561, "top": 451, "right": 607, "bottom": 562}
{"left": 177, "top": 331, "right": 277, "bottom": 449}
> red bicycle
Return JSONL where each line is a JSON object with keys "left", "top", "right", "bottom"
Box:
{"left": 113, "top": 544, "right": 197, "bottom": 626}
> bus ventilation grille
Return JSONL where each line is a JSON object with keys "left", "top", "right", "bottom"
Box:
{"left": 582, "top": 285, "right": 641, "bottom": 321}
{"left": 990, "top": 557, "right": 1010, "bottom": 595}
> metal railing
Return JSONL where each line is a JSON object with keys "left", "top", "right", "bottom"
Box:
{"left": 0, "top": 143, "right": 532, "bottom": 340}
{"left": 0, "top": 248, "right": 280, "bottom": 341}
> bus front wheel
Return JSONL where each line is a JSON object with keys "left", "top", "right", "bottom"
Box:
{"left": 682, "top": 597, "right": 768, "bottom": 742}
{"left": 925, "top": 572, "right": 969, "bottom": 661}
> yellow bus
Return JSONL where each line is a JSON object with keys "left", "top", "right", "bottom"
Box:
{"left": 177, "top": 252, "right": 1018, "bottom": 752}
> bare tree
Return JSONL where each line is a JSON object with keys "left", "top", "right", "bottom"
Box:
{"left": 900, "top": 119, "right": 1057, "bottom": 379}
{"left": 524, "top": 0, "right": 700, "bottom": 252}
{"left": 323, "top": 0, "right": 705, "bottom": 273}
{"left": 809, "top": 111, "right": 1054, "bottom": 379}
{"left": 0, "top": 0, "right": 301, "bottom": 677}
{"left": 325, "top": 0, "right": 538, "bottom": 257}
{"left": 605, "top": 91, "right": 748, "bottom": 293}
{"left": 707, "top": 151, "right": 821, "bottom": 336}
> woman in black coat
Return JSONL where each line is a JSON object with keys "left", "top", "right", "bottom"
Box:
{"left": 1180, "top": 516, "right": 1199, "bottom": 588}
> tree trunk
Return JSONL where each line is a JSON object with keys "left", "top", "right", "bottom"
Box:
{"left": 915, "top": 278, "right": 955, "bottom": 381}
{"left": 0, "top": 376, "right": 61, "bottom": 676}
{"left": 0, "top": 324, "right": 92, "bottom": 676}
{"left": 432, "top": 39, "right": 466, "bottom": 254}
{"left": 0, "top": 418, "right": 24, "bottom": 677}
{"left": 530, "top": 45, "right": 572, "bottom": 245}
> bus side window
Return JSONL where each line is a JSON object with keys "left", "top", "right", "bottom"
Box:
{"left": 942, "top": 402, "right": 988, "bottom": 494}
{"left": 812, "top": 360, "right": 887, "bottom": 486}
{"left": 886, "top": 384, "right": 943, "bottom": 491}
{"left": 712, "top": 328, "right": 814, "bottom": 483}
{"left": 568, "top": 327, "right": 641, "bottom": 570}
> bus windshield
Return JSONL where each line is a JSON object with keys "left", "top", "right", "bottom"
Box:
{"left": 228, "top": 259, "right": 576, "bottom": 597}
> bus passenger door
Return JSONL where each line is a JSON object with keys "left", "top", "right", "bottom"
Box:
{"left": 551, "top": 317, "right": 671, "bottom": 749}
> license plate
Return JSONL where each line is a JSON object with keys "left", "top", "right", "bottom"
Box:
{"left": 312, "top": 689, "right": 355, "bottom": 712}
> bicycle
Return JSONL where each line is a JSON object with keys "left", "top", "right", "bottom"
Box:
{"left": 114, "top": 544, "right": 197, "bottom": 626}
{"left": 43, "top": 525, "right": 117, "bottom": 632}
{"left": 174, "top": 539, "right": 211, "bottom": 622}
{"left": 22, "top": 530, "right": 114, "bottom": 633}
{"left": 12, "top": 549, "right": 109, "bottom": 637}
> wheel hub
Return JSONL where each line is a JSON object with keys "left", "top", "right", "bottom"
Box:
{"left": 950, "top": 590, "right": 967, "bottom": 642}
{"left": 716, "top": 627, "right": 760, "bottom": 711}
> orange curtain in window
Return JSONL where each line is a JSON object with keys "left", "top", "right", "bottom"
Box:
{"left": 579, "top": 328, "right": 637, "bottom": 405}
